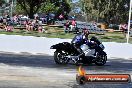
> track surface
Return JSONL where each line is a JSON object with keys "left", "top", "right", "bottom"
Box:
{"left": 0, "top": 53, "right": 131, "bottom": 88}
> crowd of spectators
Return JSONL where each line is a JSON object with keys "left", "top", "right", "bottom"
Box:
{"left": 0, "top": 13, "right": 69, "bottom": 33}
{"left": 0, "top": 14, "right": 14, "bottom": 32}
{"left": 64, "top": 19, "right": 78, "bottom": 33}
{"left": 0, "top": 14, "right": 49, "bottom": 32}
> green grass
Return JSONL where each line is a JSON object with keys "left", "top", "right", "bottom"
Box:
{"left": 0, "top": 27, "right": 132, "bottom": 43}
{"left": 97, "top": 32, "right": 132, "bottom": 43}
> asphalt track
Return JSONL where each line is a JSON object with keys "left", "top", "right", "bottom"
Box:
{"left": 0, "top": 34, "right": 132, "bottom": 88}
{"left": 0, "top": 53, "right": 131, "bottom": 88}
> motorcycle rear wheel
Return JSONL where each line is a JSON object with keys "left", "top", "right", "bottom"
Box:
{"left": 54, "top": 50, "right": 69, "bottom": 65}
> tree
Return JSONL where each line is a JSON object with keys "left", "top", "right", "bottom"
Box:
{"left": 16, "top": 0, "right": 71, "bottom": 19}
{"left": 82, "top": 0, "right": 130, "bottom": 24}
{"left": 15, "top": 4, "right": 25, "bottom": 14}
{"left": 39, "top": 1, "right": 59, "bottom": 14}
{"left": 16, "top": 0, "right": 46, "bottom": 18}
{"left": 0, "top": 0, "right": 5, "bottom": 6}
{"left": 49, "top": 0, "right": 71, "bottom": 19}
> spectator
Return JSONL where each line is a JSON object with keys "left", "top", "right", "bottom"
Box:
{"left": 64, "top": 20, "right": 70, "bottom": 33}
{"left": 38, "top": 25, "right": 43, "bottom": 33}
{"left": 34, "top": 14, "right": 39, "bottom": 20}
{"left": 59, "top": 14, "right": 64, "bottom": 21}
{"left": 120, "top": 23, "right": 128, "bottom": 33}
{"left": 25, "top": 20, "right": 28, "bottom": 30}
{"left": 13, "top": 15, "right": 18, "bottom": 25}
{"left": 70, "top": 19, "right": 77, "bottom": 31}
{"left": 26, "top": 20, "right": 33, "bottom": 31}
{"left": 119, "top": 23, "right": 128, "bottom": 37}
{"left": 5, "top": 23, "right": 13, "bottom": 32}
{"left": 32, "top": 20, "right": 43, "bottom": 32}
{"left": 38, "top": 21, "right": 44, "bottom": 33}
{"left": 32, "top": 20, "right": 39, "bottom": 31}
{"left": 93, "top": 21, "right": 97, "bottom": 28}
{"left": 24, "top": 20, "right": 28, "bottom": 27}
{"left": 3, "top": 18, "right": 7, "bottom": 25}
{"left": 43, "top": 15, "right": 48, "bottom": 24}
{"left": 0, "top": 16, "right": 3, "bottom": 23}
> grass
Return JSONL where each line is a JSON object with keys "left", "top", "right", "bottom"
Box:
{"left": 0, "top": 26, "right": 132, "bottom": 43}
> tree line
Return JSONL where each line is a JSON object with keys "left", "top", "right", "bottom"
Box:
{"left": 0, "top": 0, "right": 130, "bottom": 24}
{"left": 82, "top": 0, "right": 130, "bottom": 24}
{"left": 15, "top": 0, "right": 71, "bottom": 19}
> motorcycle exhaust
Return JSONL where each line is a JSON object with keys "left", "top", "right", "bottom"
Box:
{"left": 65, "top": 55, "right": 82, "bottom": 64}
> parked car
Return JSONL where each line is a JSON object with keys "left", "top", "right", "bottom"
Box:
{"left": 109, "top": 24, "right": 119, "bottom": 30}
{"left": 18, "top": 16, "right": 29, "bottom": 26}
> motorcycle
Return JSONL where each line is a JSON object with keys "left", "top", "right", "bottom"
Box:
{"left": 50, "top": 36, "right": 107, "bottom": 66}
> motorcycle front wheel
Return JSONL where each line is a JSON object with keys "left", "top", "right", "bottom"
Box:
{"left": 54, "top": 50, "right": 69, "bottom": 65}
{"left": 95, "top": 54, "right": 107, "bottom": 66}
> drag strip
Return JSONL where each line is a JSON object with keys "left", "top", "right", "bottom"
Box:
{"left": 0, "top": 53, "right": 131, "bottom": 88}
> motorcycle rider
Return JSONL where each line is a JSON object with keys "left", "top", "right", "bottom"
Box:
{"left": 71, "top": 28, "right": 90, "bottom": 56}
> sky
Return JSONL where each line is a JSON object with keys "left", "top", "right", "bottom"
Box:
{"left": 72, "top": 0, "right": 80, "bottom": 3}
{"left": 71, "top": 0, "right": 81, "bottom": 13}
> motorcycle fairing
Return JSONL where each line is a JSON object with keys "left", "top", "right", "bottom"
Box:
{"left": 50, "top": 42, "right": 73, "bottom": 51}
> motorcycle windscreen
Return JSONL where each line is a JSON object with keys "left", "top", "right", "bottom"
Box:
{"left": 99, "top": 44, "right": 105, "bottom": 50}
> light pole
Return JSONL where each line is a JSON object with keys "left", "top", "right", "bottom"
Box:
{"left": 127, "top": 0, "right": 132, "bottom": 43}
{"left": 10, "top": 0, "right": 13, "bottom": 17}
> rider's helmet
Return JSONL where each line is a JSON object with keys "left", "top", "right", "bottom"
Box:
{"left": 82, "top": 28, "right": 89, "bottom": 37}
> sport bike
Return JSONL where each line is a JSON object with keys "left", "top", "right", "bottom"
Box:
{"left": 50, "top": 36, "right": 107, "bottom": 66}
